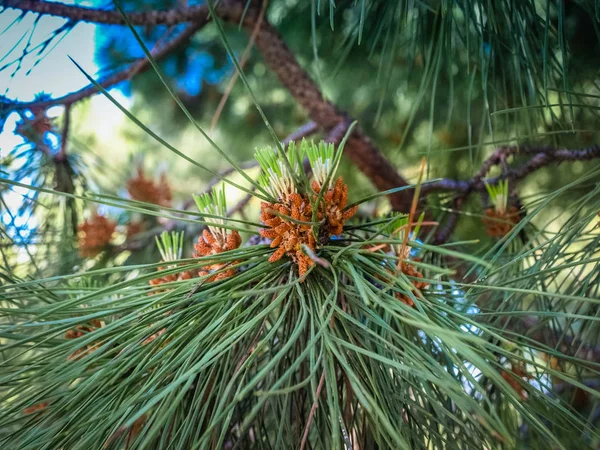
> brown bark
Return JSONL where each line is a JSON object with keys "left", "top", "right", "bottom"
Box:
{"left": 3, "top": 0, "right": 211, "bottom": 26}
{"left": 245, "top": 18, "right": 412, "bottom": 211}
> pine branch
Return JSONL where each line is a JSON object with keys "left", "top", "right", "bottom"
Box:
{"left": 4, "top": 0, "right": 413, "bottom": 211}
{"left": 429, "top": 145, "right": 600, "bottom": 242}
{"left": 2, "top": 0, "right": 211, "bottom": 26}
{"left": 426, "top": 145, "right": 600, "bottom": 196}
{"left": 2, "top": 22, "right": 205, "bottom": 111}
{"left": 241, "top": 13, "right": 412, "bottom": 211}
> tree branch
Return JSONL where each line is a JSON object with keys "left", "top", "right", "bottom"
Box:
{"left": 428, "top": 144, "right": 600, "bottom": 242}
{"left": 2, "top": 0, "right": 210, "bottom": 26}
{"left": 2, "top": 22, "right": 205, "bottom": 111}
{"left": 239, "top": 11, "right": 413, "bottom": 211}
{"left": 425, "top": 145, "right": 600, "bottom": 196}
{"left": 283, "top": 121, "right": 319, "bottom": 144}
{"left": 5, "top": 0, "right": 413, "bottom": 210}
{"left": 16, "top": 2, "right": 597, "bottom": 222}
{"left": 57, "top": 104, "right": 71, "bottom": 161}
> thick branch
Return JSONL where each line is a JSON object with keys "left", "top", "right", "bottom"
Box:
{"left": 2, "top": 23, "right": 204, "bottom": 111}
{"left": 2, "top": 0, "right": 210, "bottom": 26}
{"left": 57, "top": 104, "right": 71, "bottom": 161}
{"left": 242, "top": 15, "right": 412, "bottom": 211}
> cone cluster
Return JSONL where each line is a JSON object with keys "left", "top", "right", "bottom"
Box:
{"left": 127, "top": 166, "right": 172, "bottom": 207}
{"left": 194, "top": 228, "right": 242, "bottom": 282}
{"left": 77, "top": 213, "right": 116, "bottom": 257}
{"left": 483, "top": 206, "right": 520, "bottom": 237}
{"left": 312, "top": 177, "right": 358, "bottom": 237}
{"left": 260, "top": 193, "right": 316, "bottom": 277}
{"left": 256, "top": 140, "right": 358, "bottom": 279}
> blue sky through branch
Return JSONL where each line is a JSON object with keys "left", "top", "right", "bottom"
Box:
{"left": 0, "top": 1, "right": 130, "bottom": 245}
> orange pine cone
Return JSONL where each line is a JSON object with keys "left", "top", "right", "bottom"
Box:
{"left": 127, "top": 167, "right": 172, "bottom": 207}
{"left": 259, "top": 177, "right": 357, "bottom": 280}
{"left": 315, "top": 177, "right": 357, "bottom": 238}
{"left": 142, "top": 327, "right": 166, "bottom": 346}
{"left": 193, "top": 229, "right": 242, "bottom": 282}
{"left": 77, "top": 214, "right": 116, "bottom": 258}
{"left": 64, "top": 320, "right": 103, "bottom": 360}
{"left": 483, "top": 206, "right": 520, "bottom": 238}
{"left": 395, "top": 262, "right": 428, "bottom": 307}
{"left": 259, "top": 194, "right": 316, "bottom": 280}
{"left": 149, "top": 265, "right": 196, "bottom": 292}
{"left": 501, "top": 363, "right": 531, "bottom": 400}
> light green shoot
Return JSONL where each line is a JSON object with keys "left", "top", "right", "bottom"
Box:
{"left": 156, "top": 230, "right": 185, "bottom": 263}
{"left": 255, "top": 144, "right": 299, "bottom": 201}
{"left": 193, "top": 184, "right": 228, "bottom": 244}
{"left": 484, "top": 179, "right": 509, "bottom": 215}
{"left": 306, "top": 139, "right": 336, "bottom": 189}
{"left": 288, "top": 140, "right": 306, "bottom": 173}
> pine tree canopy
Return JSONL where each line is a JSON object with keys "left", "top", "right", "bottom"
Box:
{"left": 1, "top": 1, "right": 600, "bottom": 449}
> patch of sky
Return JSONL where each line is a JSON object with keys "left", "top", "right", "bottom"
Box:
{"left": 1, "top": 1, "right": 110, "bottom": 245}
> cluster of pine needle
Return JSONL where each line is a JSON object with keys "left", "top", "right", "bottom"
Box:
{"left": 0, "top": 138, "right": 598, "bottom": 450}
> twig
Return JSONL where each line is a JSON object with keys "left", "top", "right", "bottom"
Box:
{"left": 433, "top": 195, "right": 466, "bottom": 244}
{"left": 283, "top": 121, "right": 319, "bottom": 145}
{"left": 428, "top": 144, "right": 600, "bottom": 243}
{"left": 300, "top": 370, "right": 326, "bottom": 450}
{"left": 424, "top": 145, "right": 600, "bottom": 197}
{"left": 323, "top": 120, "right": 350, "bottom": 146}
{"left": 227, "top": 187, "right": 256, "bottom": 221}
{"left": 3, "top": 23, "right": 205, "bottom": 111}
